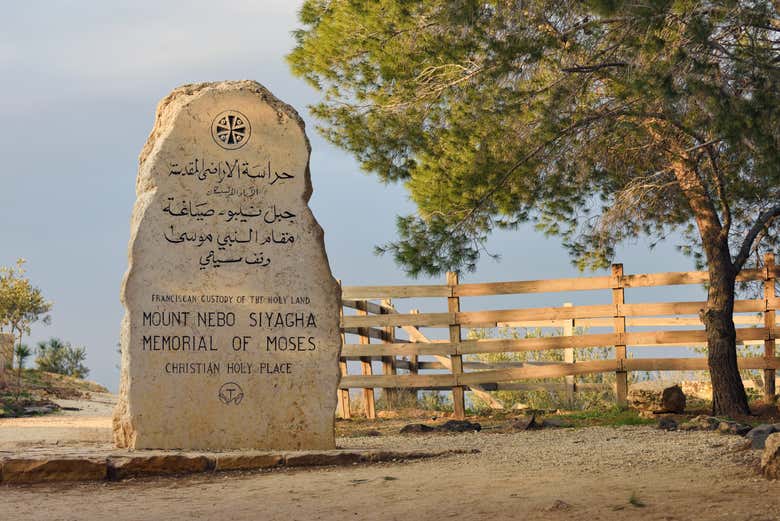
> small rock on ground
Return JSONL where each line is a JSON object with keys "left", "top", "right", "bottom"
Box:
{"left": 628, "top": 389, "right": 662, "bottom": 412}
{"left": 746, "top": 424, "right": 780, "bottom": 450}
{"left": 717, "top": 421, "right": 752, "bottom": 436}
{"left": 400, "top": 420, "right": 482, "bottom": 434}
{"left": 543, "top": 499, "right": 571, "bottom": 512}
{"left": 679, "top": 416, "right": 722, "bottom": 432}
{"left": 399, "top": 424, "right": 435, "bottom": 434}
{"left": 661, "top": 385, "right": 686, "bottom": 413}
{"left": 760, "top": 432, "right": 780, "bottom": 479}
{"left": 438, "top": 420, "right": 481, "bottom": 432}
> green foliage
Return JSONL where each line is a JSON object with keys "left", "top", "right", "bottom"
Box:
{"left": 376, "top": 389, "right": 420, "bottom": 410}
{"left": 466, "top": 326, "right": 615, "bottom": 410}
{"left": 559, "top": 405, "right": 655, "bottom": 427}
{"left": 14, "top": 344, "right": 31, "bottom": 371}
{"left": 35, "top": 338, "right": 90, "bottom": 379}
{"left": 418, "top": 391, "right": 453, "bottom": 412}
{"left": 13, "top": 343, "right": 31, "bottom": 391}
{"left": 629, "top": 492, "right": 647, "bottom": 508}
{"left": 289, "top": 1, "right": 780, "bottom": 276}
{"left": 0, "top": 259, "right": 52, "bottom": 353}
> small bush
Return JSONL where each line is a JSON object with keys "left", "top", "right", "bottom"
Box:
{"left": 466, "top": 326, "right": 618, "bottom": 411}
{"left": 376, "top": 388, "right": 419, "bottom": 411}
{"left": 418, "top": 391, "right": 453, "bottom": 412}
{"left": 559, "top": 406, "right": 655, "bottom": 427}
{"left": 35, "top": 338, "right": 89, "bottom": 378}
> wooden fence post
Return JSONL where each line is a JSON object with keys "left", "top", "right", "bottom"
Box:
{"left": 356, "top": 300, "right": 376, "bottom": 419}
{"left": 563, "top": 302, "right": 575, "bottom": 408}
{"left": 447, "top": 271, "right": 466, "bottom": 420}
{"left": 612, "top": 264, "right": 628, "bottom": 408}
{"left": 337, "top": 283, "right": 351, "bottom": 419}
{"left": 380, "top": 298, "right": 397, "bottom": 406}
{"left": 408, "top": 309, "right": 420, "bottom": 401}
{"left": 765, "top": 253, "right": 777, "bottom": 403}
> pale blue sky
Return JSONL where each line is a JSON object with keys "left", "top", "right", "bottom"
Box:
{"left": 0, "top": 1, "right": 701, "bottom": 390}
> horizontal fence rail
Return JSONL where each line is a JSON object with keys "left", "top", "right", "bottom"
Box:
{"left": 341, "top": 300, "right": 771, "bottom": 329}
{"left": 340, "top": 268, "right": 776, "bottom": 300}
{"left": 336, "top": 255, "right": 779, "bottom": 419}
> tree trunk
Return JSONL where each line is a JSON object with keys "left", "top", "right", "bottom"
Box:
{"left": 670, "top": 159, "right": 749, "bottom": 417}
{"left": 702, "top": 247, "right": 750, "bottom": 417}
{"left": 15, "top": 329, "right": 24, "bottom": 393}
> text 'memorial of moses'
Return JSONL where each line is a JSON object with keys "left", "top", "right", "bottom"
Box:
{"left": 114, "top": 81, "right": 341, "bottom": 450}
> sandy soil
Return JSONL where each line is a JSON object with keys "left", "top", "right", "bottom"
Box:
{"left": 0, "top": 393, "right": 115, "bottom": 449}
{"left": 3, "top": 423, "right": 778, "bottom": 521}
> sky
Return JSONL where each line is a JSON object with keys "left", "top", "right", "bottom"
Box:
{"left": 0, "top": 1, "right": 705, "bottom": 391}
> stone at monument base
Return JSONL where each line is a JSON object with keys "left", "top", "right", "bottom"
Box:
{"left": 114, "top": 81, "right": 341, "bottom": 451}
{"left": 0, "top": 448, "right": 466, "bottom": 484}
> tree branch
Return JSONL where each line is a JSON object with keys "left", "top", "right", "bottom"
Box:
{"left": 733, "top": 204, "right": 780, "bottom": 271}
{"left": 453, "top": 103, "right": 701, "bottom": 230}
{"left": 705, "top": 144, "right": 731, "bottom": 238}
{"left": 561, "top": 62, "right": 628, "bottom": 73}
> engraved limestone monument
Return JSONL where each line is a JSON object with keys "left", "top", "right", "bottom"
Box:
{"left": 114, "top": 81, "right": 341, "bottom": 450}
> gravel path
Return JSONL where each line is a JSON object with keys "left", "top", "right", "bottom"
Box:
{"left": 344, "top": 425, "right": 757, "bottom": 469}
{"left": 5, "top": 425, "right": 777, "bottom": 521}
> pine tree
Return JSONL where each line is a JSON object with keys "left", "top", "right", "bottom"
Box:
{"left": 289, "top": 1, "right": 780, "bottom": 415}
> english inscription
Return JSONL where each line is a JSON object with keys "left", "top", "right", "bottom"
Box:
{"left": 114, "top": 81, "right": 341, "bottom": 451}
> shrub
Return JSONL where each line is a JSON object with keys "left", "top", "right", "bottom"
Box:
{"left": 35, "top": 338, "right": 89, "bottom": 378}
{"left": 466, "top": 326, "right": 618, "bottom": 411}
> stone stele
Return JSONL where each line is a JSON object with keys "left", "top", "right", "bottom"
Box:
{"left": 113, "top": 81, "right": 341, "bottom": 450}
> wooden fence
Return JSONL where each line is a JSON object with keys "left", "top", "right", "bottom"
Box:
{"left": 337, "top": 253, "right": 779, "bottom": 420}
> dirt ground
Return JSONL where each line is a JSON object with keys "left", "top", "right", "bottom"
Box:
{"left": 0, "top": 392, "right": 115, "bottom": 449}
{"left": 3, "top": 410, "right": 779, "bottom": 521}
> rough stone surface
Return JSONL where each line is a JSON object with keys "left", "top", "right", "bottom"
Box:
{"left": 400, "top": 421, "right": 483, "bottom": 434}
{"left": 746, "top": 424, "right": 780, "bottom": 450}
{"left": 680, "top": 380, "right": 714, "bottom": 400}
{"left": 679, "top": 415, "right": 720, "bottom": 431}
{"left": 760, "top": 433, "right": 780, "bottom": 479}
{"left": 214, "top": 453, "right": 283, "bottom": 471}
{"left": 1, "top": 458, "right": 106, "bottom": 483}
{"left": 114, "top": 81, "right": 341, "bottom": 450}
{"left": 363, "top": 450, "right": 407, "bottom": 463}
{"left": 108, "top": 455, "right": 212, "bottom": 480}
{"left": 0, "top": 448, "right": 465, "bottom": 484}
{"left": 717, "top": 421, "right": 752, "bottom": 436}
{"left": 438, "top": 420, "right": 482, "bottom": 432}
{"left": 734, "top": 423, "right": 755, "bottom": 436}
{"left": 627, "top": 389, "right": 662, "bottom": 411}
{"left": 400, "top": 423, "right": 435, "bottom": 434}
{"left": 284, "top": 451, "right": 362, "bottom": 467}
{"left": 661, "top": 385, "right": 686, "bottom": 413}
